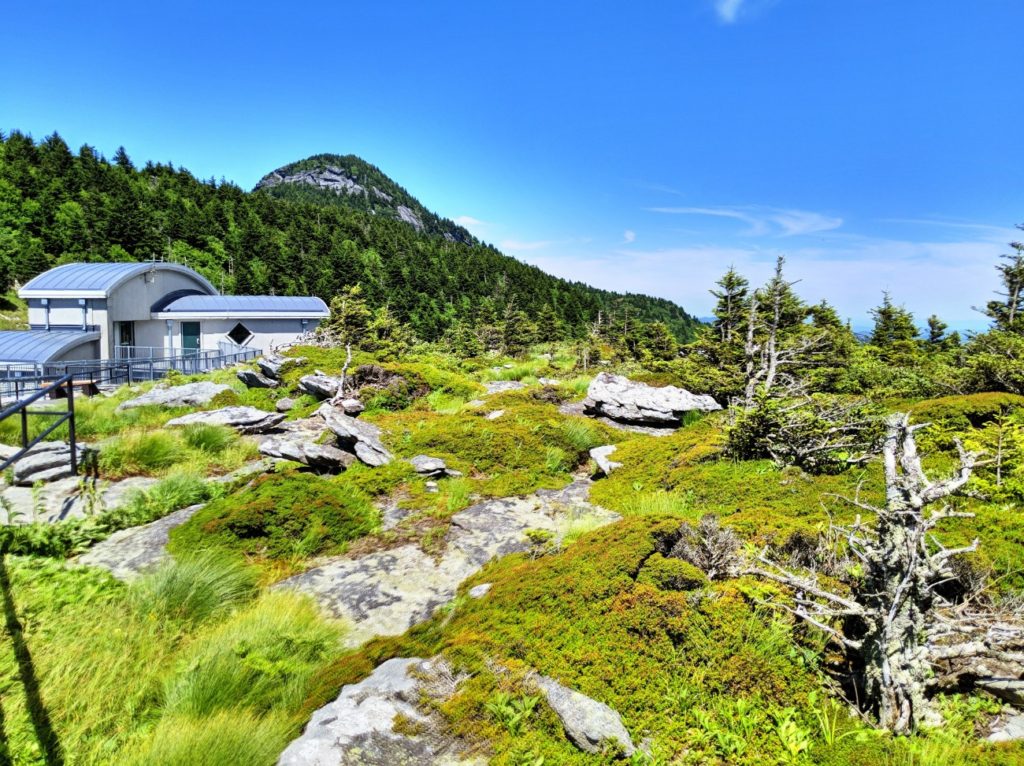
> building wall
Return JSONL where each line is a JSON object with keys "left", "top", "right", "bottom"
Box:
{"left": 28, "top": 298, "right": 107, "bottom": 330}
{"left": 160, "top": 317, "right": 321, "bottom": 354}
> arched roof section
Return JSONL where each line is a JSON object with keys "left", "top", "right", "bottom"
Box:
{"left": 19, "top": 262, "right": 217, "bottom": 299}
{"left": 0, "top": 331, "right": 101, "bottom": 363}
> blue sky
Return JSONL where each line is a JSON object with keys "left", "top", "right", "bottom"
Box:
{"left": 3, "top": 0, "right": 1022, "bottom": 328}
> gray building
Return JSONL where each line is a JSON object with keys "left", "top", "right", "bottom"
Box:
{"left": 0, "top": 262, "right": 328, "bottom": 369}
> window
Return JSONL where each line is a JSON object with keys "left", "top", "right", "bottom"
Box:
{"left": 227, "top": 322, "right": 253, "bottom": 345}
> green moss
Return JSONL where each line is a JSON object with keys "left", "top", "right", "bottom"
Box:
{"left": 168, "top": 471, "right": 378, "bottom": 574}
{"left": 636, "top": 553, "right": 707, "bottom": 590}
{"left": 909, "top": 392, "right": 1024, "bottom": 429}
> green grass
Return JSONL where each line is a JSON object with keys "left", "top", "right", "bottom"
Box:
{"left": 0, "top": 555, "right": 343, "bottom": 765}
{"left": 128, "top": 550, "right": 257, "bottom": 625}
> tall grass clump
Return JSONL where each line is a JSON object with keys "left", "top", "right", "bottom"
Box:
{"left": 620, "top": 490, "right": 694, "bottom": 517}
{"left": 128, "top": 550, "right": 257, "bottom": 625}
{"left": 116, "top": 471, "right": 218, "bottom": 524}
{"left": 181, "top": 423, "right": 236, "bottom": 454}
{"left": 161, "top": 592, "right": 342, "bottom": 718}
{"left": 123, "top": 709, "right": 294, "bottom": 766}
{"left": 100, "top": 430, "right": 184, "bottom": 476}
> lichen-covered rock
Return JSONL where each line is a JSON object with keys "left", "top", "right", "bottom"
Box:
{"left": 278, "top": 479, "right": 619, "bottom": 647}
{"left": 275, "top": 397, "right": 296, "bottom": 412}
{"left": 236, "top": 369, "right": 278, "bottom": 389}
{"left": 340, "top": 397, "right": 365, "bottom": 416}
{"left": 534, "top": 674, "right": 635, "bottom": 756}
{"left": 298, "top": 372, "right": 341, "bottom": 400}
{"left": 408, "top": 454, "right": 462, "bottom": 479}
{"left": 589, "top": 445, "right": 622, "bottom": 476}
{"left": 165, "top": 406, "right": 285, "bottom": 434}
{"left": 258, "top": 432, "right": 356, "bottom": 471}
{"left": 988, "top": 713, "right": 1024, "bottom": 742}
{"left": 118, "top": 381, "right": 230, "bottom": 410}
{"left": 77, "top": 504, "right": 205, "bottom": 580}
{"left": 583, "top": 372, "right": 721, "bottom": 426}
{"left": 318, "top": 403, "right": 393, "bottom": 466}
{"left": 278, "top": 657, "right": 482, "bottom": 766}
{"left": 8, "top": 442, "right": 74, "bottom": 485}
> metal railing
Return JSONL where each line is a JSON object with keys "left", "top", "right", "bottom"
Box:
{"left": 0, "top": 346, "right": 260, "bottom": 405}
{"left": 0, "top": 374, "right": 77, "bottom": 476}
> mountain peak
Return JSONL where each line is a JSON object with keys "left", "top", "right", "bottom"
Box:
{"left": 255, "top": 154, "right": 474, "bottom": 243}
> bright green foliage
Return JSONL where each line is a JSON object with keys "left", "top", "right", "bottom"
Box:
{"left": 983, "top": 232, "right": 1024, "bottom": 334}
{"left": 636, "top": 552, "right": 707, "bottom": 590}
{"left": 161, "top": 592, "right": 342, "bottom": 718}
{"left": 121, "top": 710, "right": 295, "bottom": 766}
{"left": 0, "top": 556, "right": 342, "bottom": 764}
{"left": 181, "top": 423, "right": 237, "bottom": 454}
{"left": 322, "top": 284, "right": 373, "bottom": 345}
{"left": 169, "top": 471, "right": 378, "bottom": 570}
{"left": 128, "top": 549, "right": 257, "bottom": 625}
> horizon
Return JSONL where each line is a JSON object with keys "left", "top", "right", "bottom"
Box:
{"left": 4, "top": 1, "right": 1022, "bottom": 330}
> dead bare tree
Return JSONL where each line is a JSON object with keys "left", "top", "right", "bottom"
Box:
{"left": 749, "top": 413, "right": 983, "bottom": 734}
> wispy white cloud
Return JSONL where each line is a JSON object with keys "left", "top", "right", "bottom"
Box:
{"left": 453, "top": 215, "right": 487, "bottom": 228}
{"left": 518, "top": 232, "right": 1011, "bottom": 328}
{"left": 714, "top": 0, "right": 745, "bottom": 23}
{"left": 649, "top": 205, "right": 843, "bottom": 237}
{"left": 623, "top": 229, "right": 637, "bottom": 244}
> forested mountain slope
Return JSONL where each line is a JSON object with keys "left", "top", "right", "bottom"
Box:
{"left": 0, "top": 132, "right": 701, "bottom": 341}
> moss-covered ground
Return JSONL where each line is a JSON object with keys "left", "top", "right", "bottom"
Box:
{"left": 2, "top": 345, "right": 1024, "bottom": 764}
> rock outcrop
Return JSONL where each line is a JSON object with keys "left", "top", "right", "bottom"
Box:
{"left": 583, "top": 373, "right": 720, "bottom": 427}
{"left": 0, "top": 476, "right": 158, "bottom": 524}
{"left": 534, "top": 674, "right": 635, "bottom": 756}
{"left": 298, "top": 372, "right": 341, "bottom": 400}
{"left": 485, "top": 380, "right": 525, "bottom": 395}
{"left": 277, "top": 479, "right": 619, "bottom": 647}
{"left": 77, "top": 504, "right": 205, "bottom": 580}
{"left": 318, "top": 403, "right": 393, "bottom": 466}
{"left": 236, "top": 369, "right": 278, "bottom": 389}
{"left": 3, "top": 441, "right": 75, "bottom": 485}
{"left": 165, "top": 406, "right": 286, "bottom": 434}
{"left": 278, "top": 657, "right": 482, "bottom": 766}
{"left": 118, "top": 381, "right": 230, "bottom": 410}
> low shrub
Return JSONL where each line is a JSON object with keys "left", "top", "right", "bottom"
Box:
{"left": 909, "top": 392, "right": 1024, "bottom": 429}
{"left": 169, "top": 471, "right": 378, "bottom": 567}
{"left": 637, "top": 552, "right": 707, "bottom": 590}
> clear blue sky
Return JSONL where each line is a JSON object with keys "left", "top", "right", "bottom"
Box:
{"left": 3, "top": 0, "right": 1022, "bottom": 327}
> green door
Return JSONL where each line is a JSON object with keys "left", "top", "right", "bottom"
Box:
{"left": 181, "top": 322, "right": 201, "bottom": 354}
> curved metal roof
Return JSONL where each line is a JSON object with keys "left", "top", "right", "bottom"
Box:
{"left": 0, "top": 331, "right": 100, "bottom": 363}
{"left": 20, "top": 262, "right": 217, "bottom": 298}
{"left": 155, "top": 295, "right": 330, "bottom": 316}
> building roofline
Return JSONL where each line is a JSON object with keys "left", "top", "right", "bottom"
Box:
{"left": 19, "top": 262, "right": 218, "bottom": 299}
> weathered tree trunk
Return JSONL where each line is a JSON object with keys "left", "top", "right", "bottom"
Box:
{"left": 750, "top": 413, "right": 981, "bottom": 734}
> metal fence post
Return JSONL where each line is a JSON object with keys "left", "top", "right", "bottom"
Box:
{"left": 67, "top": 376, "right": 77, "bottom": 475}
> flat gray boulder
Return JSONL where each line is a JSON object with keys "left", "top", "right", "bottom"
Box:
{"left": 278, "top": 657, "right": 482, "bottom": 766}
{"left": 165, "top": 406, "right": 286, "bottom": 434}
{"left": 10, "top": 442, "right": 74, "bottom": 486}
{"left": 77, "top": 503, "right": 205, "bottom": 580}
{"left": 589, "top": 445, "right": 622, "bottom": 476}
{"left": 583, "top": 372, "right": 720, "bottom": 426}
{"left": 534, "top": 674, "right": 635, "bottom": 756}
{"left": 118, "top": 381, "right": 230, "bottom": 410}
{"left": 275, "top": 397, "right": 296, "bottom": 412}
{"left": 318, "top": 403, "right": 393, "bottom": 466}
{"left": 236, "top": 369, "right": 278, "bottom": 389}
{"left": 298, "top": 372, "right": 341, "bottom": 400}
{"left": 258, "top": 419, "right": 357, "bottom": 471}
{"left": 340, "top": 397, "right": 365, "bottom": 416}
